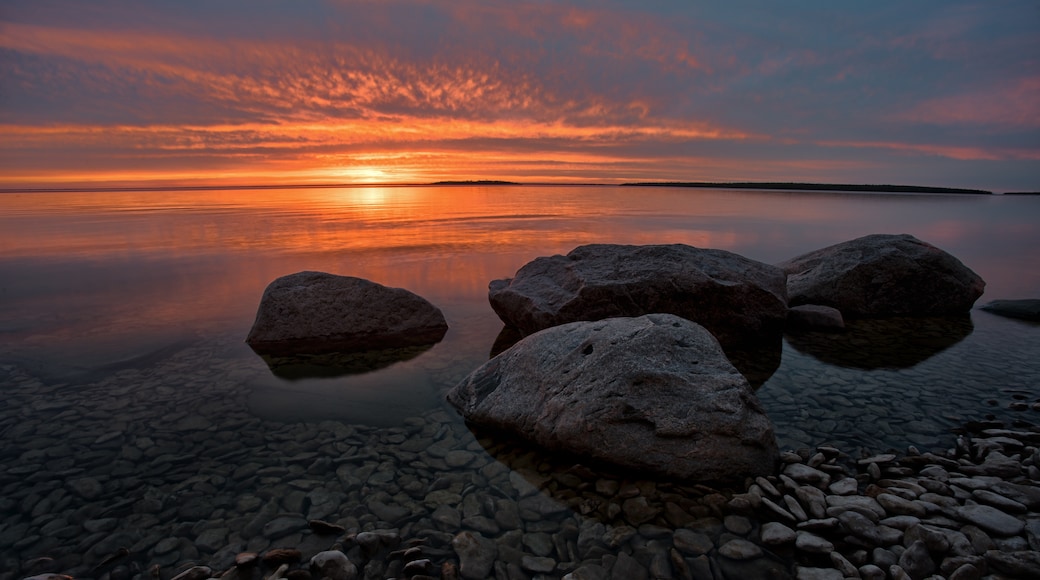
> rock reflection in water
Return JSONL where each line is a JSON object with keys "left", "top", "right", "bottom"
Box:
{"left": 255, "top": 343, "right": 436, "bottom": 380}
{"left": 784, "top": 314, "right": 973, "bottom": 370}
{"left": 247, "top": 362, "right": 439, "bottom": 426}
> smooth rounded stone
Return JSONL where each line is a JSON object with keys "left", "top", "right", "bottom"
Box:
{"left": 521, "top": 555, "right": 556, "bottom": 574}
{"left": 888, "top": 564, "right": 912, "bottom": 580}
{"left": 487, "top": 243, "right": 789, "bottom": 351}
{"left": 880, "top": 515, "right": 921, "bottom": 530}
{"left": 761, "top": 497, "right": 797, "bottom": 522}
{"left": 904, "top": 523, "right": 950, "bottom": 553}
{"left": 972, "top": 489, "right": 1027, "bottom": 513}
{"left": 897, "top": 540, "right": 935, "bottom": 578}
{"left": 795, "top": 531, "right": 833, "bottom": 554}
{"left": 826, "top": 495, "right": 885, "bottom": 519}
{"left": 858, "top": 563, "right": 886, "bottom": 580}
{"left": 368, "top": 500, "right": 410, "bottom": 523}
{"left": 67, "top": 477, "right": 103, "bottom": 500}
{"left": 452, "top": 531, "right": 498, "bottom": 580}
{"left": 787, "top": 304, "right": 845, "bottom": 331}
{"left": 828, "top": 477, "right": 859, "bottom": 496}
{"left": 310, "top": 550, "right": 357, "bottom": 580}
{"left": 622, "top": 497, "right": 660, "bottom": 526}
{"left": 794, "top": 567, "right": 843, "bottom": 580}
{"left": 724, "top": 514, "right": 753, "bottom": 535}
{"left": 522, "top": 532, "right": 555, "bottom": 557}
{"left": 718, "top": 538, "right": 763, "bottom": 560}
{"left": 444, "top": 450, "right": 476, "bottom": 468}
{"left": 876, "top": 493, "right": 926, "bottom": 517}
{"left": 777, "top": 233, "right": 985, "bottom": 316}
{"left": 462, "top": 516, "right": 499, "bottom": 536}
{"left": 829, "top": 552, "right": 859, "bottom": 578}
{"left": 246, "top": 271, "right": 449, "bottom": 354}
{"left": 672, "top": 529, "right": 714, "bottom": 556}
{"left": 760, "top": 522, "right": 796, "bottom": 545}
{"left": 783, "top": 494, "right": 809, "bottom": 521}
{"left": 448, "top": 314, "right": 779, "bottom": 482}
{"left": 795, "top": 485, "right": 828, "bottom": 520}
{"left": 951, "top": 504, "right": 1025, "bottom": 536}
{"left": 984, "top": 550, "right": 1040, "bottom": 578}
{"left": 784, "top": 463, "right": 830, "bottom": 488}
{"left": 262, "top": 516, "right": 308, "bottom": 539}
{"left": 947, "top": 562, "right": 981, "bottom": 580}
{"left": 153, "top": 537, "right": 180, "bottom": 555}
{"left": 195, "top": 527, "right": 228, "bottom": 552}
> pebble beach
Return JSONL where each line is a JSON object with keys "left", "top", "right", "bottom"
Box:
{"left": 3, "top": 327, "right": 1039, "bottom": 580}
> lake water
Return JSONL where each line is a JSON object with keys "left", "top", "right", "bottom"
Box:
{"left": 1, "top": 185, "right": 1039, "bottom": 576}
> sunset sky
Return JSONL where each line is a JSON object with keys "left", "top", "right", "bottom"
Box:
{"left": 2, "top": 0, "right": 1038, "bottom": 191}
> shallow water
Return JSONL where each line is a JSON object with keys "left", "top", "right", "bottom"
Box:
{"left": 1, "top": 185, "right": 1039, "bottom": 575}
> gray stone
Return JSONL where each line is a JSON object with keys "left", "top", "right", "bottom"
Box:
{"left": 262, "top": 516, "right": 307, "bottom": 539}
{"left": 718, "top": 538, "right": 762, "bottom": 560}
{"left": 448, "top": 314, "right": 779, "bottom": 481}
{"left": 795, "top": 531, "right": 834, "bottom": 554}
{"left": 898, "top": 540, "right": 935, "bottom": 579}
{"left": 488, "top": 243, "right": 789, "bottom": 351}
{"left": 310, "top": 550, "right": 357, "bottom": 580}
{"left": 760, "top": 522, "right": 796, "bottom": 545}
{"left": 777, "top": 233, "right": 985, "bottom": 316}
{"left": 951, "top": 504, "right": 1025, "bottom": 536}
{"left": 452, "top": 531, "right": 498, "bottom": 580}
{"left": 672, "top": 529, "right": 714, "bottom": 555}
{"left": 985, "top": 550, "right": 1040, "bottom": 578}
{"left": 246, "top": 271, "right": 448, "bottom": 354}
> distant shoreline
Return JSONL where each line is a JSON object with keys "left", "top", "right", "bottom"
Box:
{"left": 620, "top": 181, "right": 995, "bottom": 195}
{"left": 0, "top": 181, "right": 1025, "bottom": 195}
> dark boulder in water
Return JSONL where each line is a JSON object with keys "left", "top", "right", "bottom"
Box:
{"left": 447, "top": 314, "right": 779, "bottom": 482}
{"left": 488, "top": 243, "right": 789, "bottom": 352}
{"left": 777, "top": 234, "right": 985, "bottom": 317}
{"left": 246, "top": 271, "right": 448, "bottom": 356}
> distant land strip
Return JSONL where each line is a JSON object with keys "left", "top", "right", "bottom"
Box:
{"left": 430, "top": 180, "right": 521, "bottom": 185}
{"left": 620, "top": 182, "right": 994, "bottom": 195}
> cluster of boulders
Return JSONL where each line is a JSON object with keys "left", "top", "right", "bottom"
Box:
{"left": 246, "top": 234, "right": 991, "bottom": 484}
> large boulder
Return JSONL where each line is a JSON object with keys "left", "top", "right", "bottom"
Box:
{"left": 777, "top": 234, "right": 985, "bottom": 317}
{"left": 447, "top": 314, "right": 779, "bottom": 482}
{"left": 488, "top": 244, "right": 788, "bottom": 351}
{"left": 246, "top": 271, "right": 448, "bottom": 355}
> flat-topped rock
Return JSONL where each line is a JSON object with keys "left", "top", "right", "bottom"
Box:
{"left": 488, "top": 243, "right": 788, "bottom": 350}
{"left": 777, "top": 234, "right": 985, "bottom": 317}
{"left": 246, "top": 271, "right": 448, "bottom": 355}
{"left": 447, "top": 314, "right": 779, "bottom": 482}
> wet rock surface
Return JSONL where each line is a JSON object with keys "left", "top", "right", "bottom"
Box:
{"left": 447, "top": 314, "right": 779, "bottom": 482}
{"left": 246, "top": 271, "right": 448, "bottom": 356}
{"left": 488, "top": 243, "right": 789, "bottom": 351}
{"left": 777, "top": 234, "right": 986, "bottom": 317}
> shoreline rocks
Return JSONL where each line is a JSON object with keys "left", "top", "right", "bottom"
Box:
{"left": 246, "top": 271, "right": 448, "bottom": 356}
{"left": 488, "top": 243, "right": 789, "bottom": 352}
{"left": 777, "top": 234, "right": 986, "bottom": 318}
{"left": 447, "top": 314, "right": 779, "bottom": 482}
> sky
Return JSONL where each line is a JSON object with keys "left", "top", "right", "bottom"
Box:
{"left": 1, "top": 0, "right": 1038, "bottom": 191}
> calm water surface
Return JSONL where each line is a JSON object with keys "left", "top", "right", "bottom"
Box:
{"left": 2, "top": 184, "right": 1039, "bottom": 430}
{"left": 1, "top": 185, "right": 1039, "bottom": 573}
